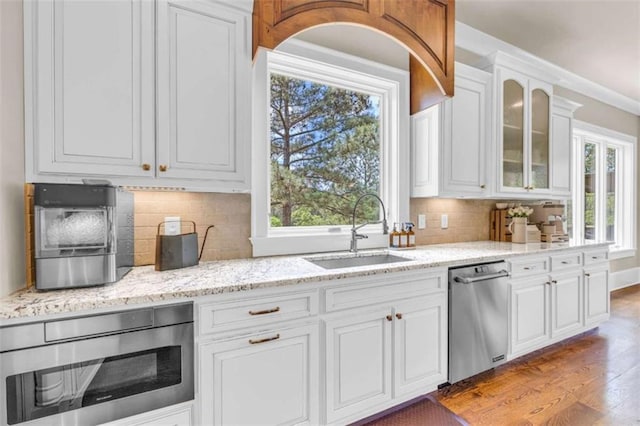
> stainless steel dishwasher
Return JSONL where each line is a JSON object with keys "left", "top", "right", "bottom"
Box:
{"left": 448, "top": 261, "right": 510, "bottom": 384}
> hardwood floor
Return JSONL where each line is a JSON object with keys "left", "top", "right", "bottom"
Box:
{"left": 433, "top": 284, "right": 640, "bottom": 425}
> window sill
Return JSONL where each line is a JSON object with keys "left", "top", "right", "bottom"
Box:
{"left": 608, "top": 248, "right": 636, "bottom": 260}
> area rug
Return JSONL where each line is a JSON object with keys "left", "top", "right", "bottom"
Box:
{"left": 351, "top": 395, "right": 468, "bottom": 426}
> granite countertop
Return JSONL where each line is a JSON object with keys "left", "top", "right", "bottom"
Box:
{"left": 0, "top": 241, "right": 609, "bottom": 322}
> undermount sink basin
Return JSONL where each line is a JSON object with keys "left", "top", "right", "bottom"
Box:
{"left": 306, "top": 253, "right": 411, "bottom": 270}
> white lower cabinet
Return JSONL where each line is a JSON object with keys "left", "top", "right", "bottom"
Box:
{"left": 508, "top": 249, "right": 609, "bottom": 359}
{"left": 98, "top": 402, "right": 193, "bottom": 426}
{"left": 584, "top": 267, "right": 610, "bottom": 325}
{"left": 199, "top": 324, "right": 319, "bottom": 426}
{"left": 323, "top": 288, "right": 447, "bottom": 424}
{"left": 324, "top": 306, "right": 393, "bottom": 423}
{"left": 510, "top": 275, "right": 550, "bottom": 355}
{"left": 550, "top": 270, "right": 583, "bottom": 338}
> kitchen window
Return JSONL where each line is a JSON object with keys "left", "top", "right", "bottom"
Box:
{"left": 570, "top": 121, "right": 636, "bottom": 258}
{"left": 251, "top": 41, "right": 409, "bottom": 256}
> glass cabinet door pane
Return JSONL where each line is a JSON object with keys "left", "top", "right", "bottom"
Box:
{"left": 503, "top": 80, "right": 524, "bottom": 188}
{"left": 531, "top": 89, "right": 550, "bottom": 189}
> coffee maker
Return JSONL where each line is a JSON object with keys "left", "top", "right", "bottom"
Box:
{"left": 33, "top": 183, "right": 134, "bottom": 290}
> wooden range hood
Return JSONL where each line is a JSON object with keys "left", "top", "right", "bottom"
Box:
{"left": 252, "top": 0, "right": 455, "bottom": 113}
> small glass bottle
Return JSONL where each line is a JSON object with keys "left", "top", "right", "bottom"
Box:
{"left": 399, "top": 224, "right": 408, "bottom": 248}
{"left": 391, "top": 223, "right": 400, "bottom": 248}
{"left": 406, "top": 222, "right": 415, "bottom": 247}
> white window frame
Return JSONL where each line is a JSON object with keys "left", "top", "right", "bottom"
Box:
{"left": 572, "top": 120, "right": 636, "bottom": 259}
{"left": 251, "top": 40, "right": 410, "bottom": 257}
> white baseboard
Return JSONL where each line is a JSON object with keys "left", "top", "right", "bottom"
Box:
{"left": 610, "top": 267, "right": 640, "bottom": 291}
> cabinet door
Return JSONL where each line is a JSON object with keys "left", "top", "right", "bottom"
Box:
{"left": 528, "top": 81, "right": 552, "bottom": 193}
{"left": 199, "top": 325, "right": 318, "bottom": 426}
{"left": 550, "top": 270, "right": 583, "bottom": 338}
{"left": 25, "top": 0, "right": 155, "bottom": 179}
{"left": 498, "top": 68, "right": 527, "bottom": 193}
{"left": 410, "top": 105, "right": 440, "bottom": 197}
{"left": 510, "top": 277, "right": 550, "bottom": 355}
{"left": 156, "top": 0, "right": 250, "bottom": 188}
{"left": 550, "top": 111, "right": 572, "bottom": 196}
{"left": 393, "top": 294, "right": 447, "bottom": 397}
{"left": 584, "top": 268, "right": 610, "bottom": 325}
{"left": 441, "top": 69, "right": 489, "bottom": 196}
{"left": 324, "top": 307, "right": 393, "bottom": 423}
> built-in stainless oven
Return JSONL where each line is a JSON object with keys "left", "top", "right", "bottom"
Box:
{"left": 0, "top": 302, "right": 193, "bottom": 426}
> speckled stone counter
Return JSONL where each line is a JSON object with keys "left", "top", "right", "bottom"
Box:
{"left": 0, "top": 241, "right": 609, "bottom": 322}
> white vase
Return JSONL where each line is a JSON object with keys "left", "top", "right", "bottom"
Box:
{"left": 509, "top": 217, "right": 527, "bottom": 243}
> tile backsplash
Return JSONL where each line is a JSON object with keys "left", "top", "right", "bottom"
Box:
{"left": 410, "top": 198, "right": 498, "bottom": 245}
{"left": 133, "top": 191, "right": 251, "bottom": 266}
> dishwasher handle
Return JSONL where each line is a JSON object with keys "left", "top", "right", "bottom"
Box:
{"left": 454, "top": 270, "right": 509, "bottom": 284}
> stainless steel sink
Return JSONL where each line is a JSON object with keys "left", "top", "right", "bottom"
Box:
{"left": 306, "top": 253, "right": 411, "bottom": 270}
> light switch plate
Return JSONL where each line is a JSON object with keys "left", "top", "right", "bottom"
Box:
{"left": 164, "top": 216, "right": 181, "bottom": 235}
{"left": 418, "top": 214, "right": 426, "bottom": 229}
{"left": 441, "top": 214, "right": 448, "bottom": 229}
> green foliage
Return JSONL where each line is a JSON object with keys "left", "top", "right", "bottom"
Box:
{"left": 270, "top": 74, "right": 381, "bottom": 227}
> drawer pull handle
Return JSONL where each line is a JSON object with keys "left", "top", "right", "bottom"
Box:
{"left": 386, "top": 315, "right": 393, "bottom": 322}
{"left": 248, "top": 306, "right": 280, "bottom": 316}
{"left": 249, "top": 334, "right": 280, "bottom": 345}
{"left": 592, "top": 256, "right": 599, "bottom": 259}
{"left": 524, "top": 266, "right": 536, "bottom": 270}
{"left": 546, "top": 281, "right": 551, "bottom": 286}
{"left": 585, "top": 273, "right": 591, "bottom": 277}
{"left": 561, "top": 261, "right": 570, "bottom": 264}
{"left": 551, "top": 280, "right": 558, "bottom": 284}
{"left": 396, "top": 313, "right": 403, "bottom": 320}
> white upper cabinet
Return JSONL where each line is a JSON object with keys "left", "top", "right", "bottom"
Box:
{"left": 439, "top": 64, "right": 492, "bottom": 196}
{"left": 25, "top": 0, "right": 251, "bottom": 192}
{"left": 24, "top": 0, "right": 156, "bottom": 178}
{"left": 550, "top": 96, "right": 582, "bottom": 197}
{"left": 410, "top": 63, "right": 491, "bottom": 198}
{"left": 480, "top": 51, "right": 577, "bottom": 199}
{"left": 156, "top": 0, "right": 250, "bottom": 185}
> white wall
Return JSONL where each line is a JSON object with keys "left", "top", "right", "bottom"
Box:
{"left": 0, "top": 0, "right": 26, "bottom": 297}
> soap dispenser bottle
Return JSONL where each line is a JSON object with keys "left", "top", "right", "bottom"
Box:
{"left": 390, "top": 223, "right": 400, "bottom": 248}
{"left": 406, "top": 222, "right": 415, "bottom": 247}
{"left": 399, "top": 224, "right": 408, "bottom": 248}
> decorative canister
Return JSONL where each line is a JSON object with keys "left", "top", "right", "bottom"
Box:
{"left": 509, "top": 217, "right": 528, "bottom": 243}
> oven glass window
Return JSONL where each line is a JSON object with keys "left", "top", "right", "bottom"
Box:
{"left": 6, "top": 346, "right": 181, "bottom": 425}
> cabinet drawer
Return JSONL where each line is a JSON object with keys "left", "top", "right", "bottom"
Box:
{"left": 324, "top": 271, "right": 445, "bottom": 313}
{"left": 198, "top": 290, "right": 318, "bottom": 335}
{"left": 508, "top": 256, "right": 550, "bottom": 278}
{"left": 583, "top": 248, "right": 609, "bottom": 266}
{"left": 551, "top": 252, "right": 582, "bottom": 271}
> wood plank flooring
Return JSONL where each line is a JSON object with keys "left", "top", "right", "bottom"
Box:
{"left": 433, "top": 284, "right": 640, "bottom": 425}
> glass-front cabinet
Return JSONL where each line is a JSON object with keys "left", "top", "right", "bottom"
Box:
{"left": 497, "top": 67, "right": 553, "bottom": 196}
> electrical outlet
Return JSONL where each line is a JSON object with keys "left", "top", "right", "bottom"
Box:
{"left": 441, "top": 214, "right": 448, "bottom": 229}
{"left": 164, "top": 216, "right": 181, "bottom": 236}
{"left": 418, "top": 214, "right": 426, "bottom": 229}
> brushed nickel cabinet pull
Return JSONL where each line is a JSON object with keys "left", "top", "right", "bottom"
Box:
{"left": 480, "top": 184, "right": 486, "bottom": 189}
{"left": 248, "top": 306, "right": 280, "bottom": 316}
{"left": 592, "top": 256, "right": 599, "bottom": 259}
{"left": 142, "top": 163, "right": 151, "bottom": 171}
{"left": 585, "top": 273, "right": 591, "bottom": 277}
{"left": 396, "top": 313, "right": 403, "bottom": 320}
{"left": 159, "top": 164, "right": 168, "bottom": 172}
{"left": 561, "top": 261, "right": 569, "bottom": 264}
{"left": 551, "top": 280, "right": 558, "bottom": 284}
{"left": 386, "top": 315, "right": 393, "bottom": 322}
{"left": 249, "top": 334, "right": 280, "bottom": 345}
{"left": 546, "top": 281, "right": 551, "bottom": 286}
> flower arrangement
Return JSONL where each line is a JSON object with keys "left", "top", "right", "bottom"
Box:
{"left": 508, "top": 205, "right": 533, "bottom": 218}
